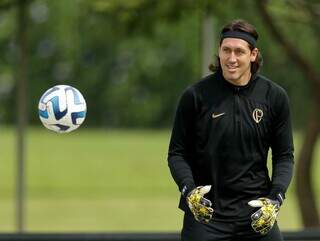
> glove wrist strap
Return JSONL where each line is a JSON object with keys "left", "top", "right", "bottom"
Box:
{"left": 181, "top": 183, "right": 196, "bottom": 198}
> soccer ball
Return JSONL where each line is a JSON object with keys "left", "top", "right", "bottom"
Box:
{"left": 38, "top": 85, "right": 87, "bottom": 133}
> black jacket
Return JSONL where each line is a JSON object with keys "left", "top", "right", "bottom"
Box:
{"left": 168, "top": 71, "right": 294, "bottom": 221}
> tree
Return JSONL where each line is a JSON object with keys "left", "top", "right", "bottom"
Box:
{"left": 15, "top": 0, "right": 29, "bottom": 232}
{"left": 256, "top": 0, "right": 320, "bottom": 228}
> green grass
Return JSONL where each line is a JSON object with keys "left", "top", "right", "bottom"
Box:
{"left": 0, "top": 127, "right": 319, "bottom": 232}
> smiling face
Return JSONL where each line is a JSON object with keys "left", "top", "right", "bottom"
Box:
{"left": 219, "top": 38, "right": 258, "bottom": 86}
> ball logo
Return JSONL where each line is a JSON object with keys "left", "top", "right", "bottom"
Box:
{"left": 252, "top": 108, "right": 263, "bottom": 123}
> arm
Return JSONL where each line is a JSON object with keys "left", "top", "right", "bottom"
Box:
{"left": 248, "top": 88, "right": 294, "bottom": 235}
{"left": 168, "top": 90, "right": 213, "bottom": 223}
{"left": 167, "top": 87, "right": 197, "bottom": 196}
{"left": 269, "top": 88, "right": 294, "bottom": 202}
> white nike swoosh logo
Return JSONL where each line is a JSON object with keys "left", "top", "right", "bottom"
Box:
{"left": 212, "top": 112, "right": 225, "bottom": 119}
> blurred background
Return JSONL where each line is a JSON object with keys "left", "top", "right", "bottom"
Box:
{"left": 0, "top": 0, "right": 319, "bottom": 233}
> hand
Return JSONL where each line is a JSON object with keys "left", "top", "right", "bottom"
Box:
{"left": 248, "top": 198, "right": 280, "bottom": 235}
{"left": 186, "top": 185, "right": 213, "bottom": 224}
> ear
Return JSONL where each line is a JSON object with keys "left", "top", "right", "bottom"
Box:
{"left": 250, "top": 48, "right": 259, "bottom": 62}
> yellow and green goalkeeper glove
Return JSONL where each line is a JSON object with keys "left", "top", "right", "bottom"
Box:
{"left": 248, "top": 198, "right": 280, "bottom": 235}
{"left": 186, "top": 185, "right": 213, "bottom": 224}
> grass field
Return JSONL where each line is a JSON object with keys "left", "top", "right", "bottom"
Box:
{"left": 0, "top": 127, "right": 319, "bottom": 232}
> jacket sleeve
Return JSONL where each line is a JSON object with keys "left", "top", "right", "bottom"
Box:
{"left": 167, "top": 87, "right": 197, "bottom": 196}
{"left": 269, "top": 88, "right": 294, "bottom": 202}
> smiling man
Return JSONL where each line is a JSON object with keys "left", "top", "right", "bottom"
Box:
{"left": 219, "top": 38, "right": 258, "bottom": 86}
{"left": 168, "top": 19, "right": 294, "bottom": 241}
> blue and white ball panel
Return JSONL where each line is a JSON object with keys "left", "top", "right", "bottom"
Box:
{"left": 65, "top": 87, "right": 86, "bottom": 125}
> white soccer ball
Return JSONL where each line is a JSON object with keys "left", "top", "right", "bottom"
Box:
{"left": 38, "top": 85, "right": 87, "bottom": 133}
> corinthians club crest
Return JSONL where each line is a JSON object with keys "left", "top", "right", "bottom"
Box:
{"left": 252, "top": 108, "right": 263, "bottom": 123}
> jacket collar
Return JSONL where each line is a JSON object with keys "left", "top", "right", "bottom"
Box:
{"left": 216, "top": 69, "right": 258, "bottom": 93}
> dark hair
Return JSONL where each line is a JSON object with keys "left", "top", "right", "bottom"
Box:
{"left": 209, "top": 19, "right": 263, "bottom": 74}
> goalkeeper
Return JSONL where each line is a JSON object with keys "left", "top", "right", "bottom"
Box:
{"left": 167, "top": 19, "right": 294, "bottom": 241}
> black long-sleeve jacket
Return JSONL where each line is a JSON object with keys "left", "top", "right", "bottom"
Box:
{"left": 168, "top": 71, "right": 294, "bottom": 221}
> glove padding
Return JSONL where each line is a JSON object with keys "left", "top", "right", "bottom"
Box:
{"left": 186, "top": 185, "right": 213, "bottom": 224}
{"left": 248, "top": 198, "right": 280, "bottom": 235}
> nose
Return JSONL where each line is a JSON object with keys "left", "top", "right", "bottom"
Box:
{"left": 228, "top": 52, "right": 237, "bottom": 63}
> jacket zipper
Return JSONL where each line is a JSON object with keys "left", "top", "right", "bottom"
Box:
{"left": 235, "top": 87, "right": 241, "bottom": 125}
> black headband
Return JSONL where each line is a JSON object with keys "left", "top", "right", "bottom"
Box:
{"left": 221, "top": 31, "right": 257, "bottom": 47}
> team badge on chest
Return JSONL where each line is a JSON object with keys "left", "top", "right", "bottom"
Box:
{"left": 252, "top": 108, "right": 263, "bottom": 123}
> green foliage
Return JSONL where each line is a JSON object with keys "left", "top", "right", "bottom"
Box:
{"left": 0, "top": 0, "right": 318, "bottom": 129}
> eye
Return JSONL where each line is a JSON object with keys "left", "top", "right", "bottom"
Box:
{"left": 222, "top": 47, "right": 231, "bottom": 54}
{"left": 235, "top": 48, "right": 246, "bottom": 56}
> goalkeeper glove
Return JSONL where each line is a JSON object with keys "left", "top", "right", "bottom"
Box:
{"left": 248, "top": 198, "right": 280, "bottom": 235}
{"left": 185, "top": 185, "right": 213, "bottom": 224}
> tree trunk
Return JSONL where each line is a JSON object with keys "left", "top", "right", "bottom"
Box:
{"left": 256, "top": 0, "right": 320, "bottom": 227}
{"left": 16, "top": 0, "right": 28, "bottom": 232}
{"left": 201, "top": 13, "right": 215, "bottom": 77}
{"left": 297, "top": 107, "right": 320, "bottom": 227}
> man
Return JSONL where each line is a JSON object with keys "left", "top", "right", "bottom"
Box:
{"left": 167, "top": 19, "right": 294, "bottom": 241}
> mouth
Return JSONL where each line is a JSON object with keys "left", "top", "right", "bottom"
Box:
{"left": 226, "top": 65, "right": 238, "bottom": 73}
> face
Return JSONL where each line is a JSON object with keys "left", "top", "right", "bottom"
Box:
{"left": 219, "top": 38, "right": 258, "bottom": 85}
